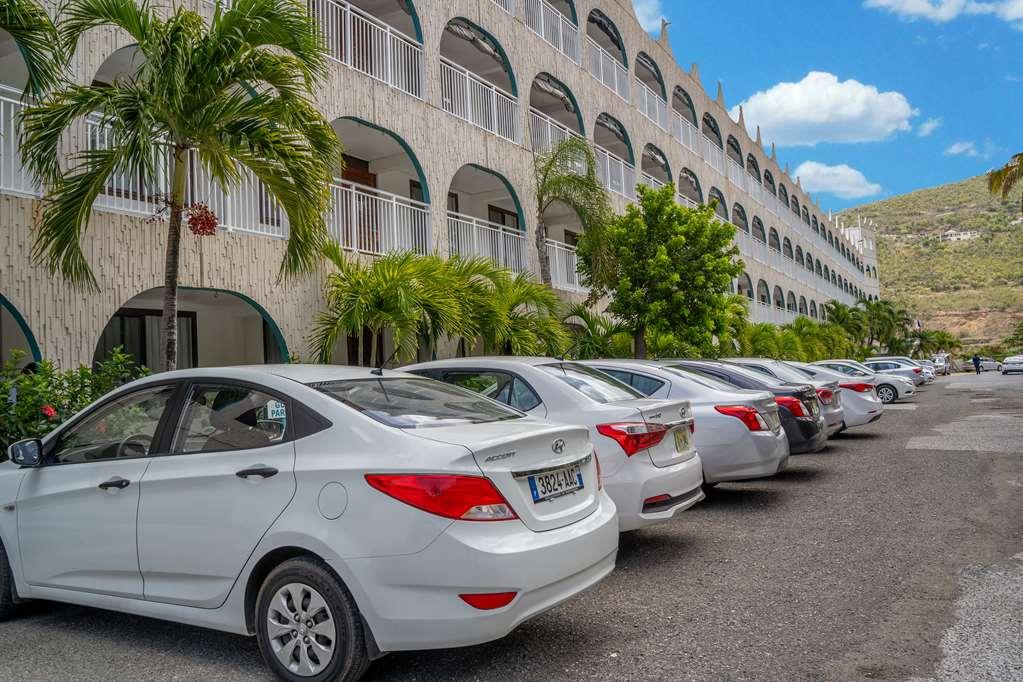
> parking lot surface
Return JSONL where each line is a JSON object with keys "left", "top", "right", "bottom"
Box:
{"left": 1, "top": 372, "right": 1020, "bottom": 681}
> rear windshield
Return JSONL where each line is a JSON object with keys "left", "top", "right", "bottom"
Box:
{"left": 747, "top": 361, "right": 817, "bottom": 384}
{"left": 539, "top": 363, "right": 642, "bottom": 403}
{"left": 662, "top": 366, "right": 739, "bottom": 393}
{"left": 310, "top": 377, "right": 523, "bottom": 428}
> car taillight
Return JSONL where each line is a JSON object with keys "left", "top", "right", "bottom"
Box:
{"left": 913, "top": 367, "right": 922, "bottom": 374}
{"left": 840, "top": 382, "right": 874, "bottom": 393}
{"left": 714, "top": 405, "right": 769, "bottom": 431}
{"left": 775, "top": 395, "right": 808, "bottom": 417}
{"left": 459, "top": 592, "right": 517, "bottom": 610}
{"left": 596, "top": 422, "right": 669, "bottom": 457}
{"left": 816, "top": 388, "right": 834, "bottom": 405}
{"left": 365, "top": 474, "right": 517, "bottom": 521}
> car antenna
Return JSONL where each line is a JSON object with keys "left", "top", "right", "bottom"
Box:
{"left": 370, "top": 345, "right": 402, "bottom": 376}
{"left": 557, "top": 337, "right": 581, "bottom": 362}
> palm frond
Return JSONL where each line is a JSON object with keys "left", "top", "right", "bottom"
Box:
{"left": 0, "top": 0, "right": 64, "bottom": 97}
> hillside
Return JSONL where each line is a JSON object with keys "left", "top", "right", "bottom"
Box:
{"left": 841, "top": 175, "right": 1023, "bottom": 346}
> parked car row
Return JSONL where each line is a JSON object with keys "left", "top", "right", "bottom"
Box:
{"left": 0, "top": 356, "right": 919, "bottom": 681}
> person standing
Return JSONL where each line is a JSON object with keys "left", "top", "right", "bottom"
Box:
{"left": 972, "top": 354, "right": 982, "bottom": 374}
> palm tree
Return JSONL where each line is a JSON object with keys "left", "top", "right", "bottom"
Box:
{"left": 824, "top": 301, "right": 867, "bottom": 345}
{"left": 561, "top": 303, "right": 627, "bottom": 359}
{"left": 988, "top": 152, "right": 1022, "bottom": 211}
{"left": 481, "top": 272, "right": 567, "bottom": 356}
{"left": 1, "top": 0, "right": 63, "bottom": 97}
{"left": 743, "top": 323, "right": 781, "bottom": 358}
{"left": 533, "top": 136, "right": 611, "bottom": 286}
{"left": 20, "top": 0, "right": 341, "bottom": 371}
{"left": 709, "top": 294, "right": 749, "bottom": 358}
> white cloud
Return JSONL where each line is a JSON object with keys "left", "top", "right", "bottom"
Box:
{"left": 794, "top": 162, "right": 883, "bottom": 199}
{"left": 733, "top": 72, "right": 917, "bottom": 147}
{"left": 864, "top": 0, "right": 1023, "bottom": 28}
{"left": 917, "top": 117, "right": 942, "bottom": 136}
{"left": 632, "top": 0, "right": 665, "bottom": 32}
{"left": 945, "top": 140, "right": 979, "bottom": 156}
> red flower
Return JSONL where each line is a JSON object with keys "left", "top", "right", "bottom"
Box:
{"left": 40, "top": 404, "right": 57, "bottom": 420}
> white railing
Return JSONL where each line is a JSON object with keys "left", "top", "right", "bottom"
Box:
{"left": 727, "top": 158, "right": 749, "bottom": 193}
{"left": 546, "top": 239, "right": 586, "bottom": 292}
{"left": 491, "top": 0, "right": 514, "bottom": 13}
{"left": 524, "top": 0, "right": 579, "bottom": 62}
{"left": 0, "top": 86, "right": 40, "bottom": 197}
{"left": 633, "top": 78, "right": 667, "bottom": 130}
{"left": 594, "top": 145, "right": 635, "bottom": 199}
{"left": 639, "top": 172, "right": 665, "bottom": 189}
{"left": 326, "top": 179, "right": 430, "bottom": 255}
{"left": 86, "top": 117, "right": 171, "bottom": 218}
{"left": 671, "top": 111, "right": 697, "bottom": 152}
{"left": 186, "top": 160, "right": 290, "bottom": 238}
{"left": 676, "top": 194, "right": 699, "bottom": 210}
{"left": 440, "top": 58, "right": 519, "bottom": 142}
{"left": 311, "top": 0, "right": 423, "bottom": 98}
{"left": 751, "top": 300, "right": 797, "bottom": 325}
{"left": 701, "top": 135, "right": 725, "bottom": 175}
{"left": 447, "top": 211, "right": 528, "bottom": 271}
{"left": 529, "top": 108, "right": 583, "bottom": 154}
{"left": 585, "top": 37, "right": 628, "bottom": 101}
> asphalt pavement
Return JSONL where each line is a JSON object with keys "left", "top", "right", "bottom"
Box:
{"left": 0, "top": 371, "right": 1020, "bottom": 681}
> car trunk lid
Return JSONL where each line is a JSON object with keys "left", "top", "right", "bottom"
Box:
{"left": 604, "top": 398, "right": 697, "bottom": 468}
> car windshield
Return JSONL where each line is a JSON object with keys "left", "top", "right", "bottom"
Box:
{"left": 311, "top": 377, "right": 523, "bottom": 428}
{"left": 538, "top": 362, "right": 642, "bottom": 403}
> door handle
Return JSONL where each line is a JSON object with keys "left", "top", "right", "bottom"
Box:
{"left": 98, "top": 477, "right": 130, "bottom": 490}
{"left": 236, "top": 465, "right": 278, "bottom": 479}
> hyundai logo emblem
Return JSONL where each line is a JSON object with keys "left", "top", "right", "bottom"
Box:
{"left": 552, "top": 439, "right": 565, "bottom": 454}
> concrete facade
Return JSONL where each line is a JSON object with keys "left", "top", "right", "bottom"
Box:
{"left": 0, "top": 0, "right": 881, "bottom": 368}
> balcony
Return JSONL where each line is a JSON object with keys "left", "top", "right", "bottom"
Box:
{"left": 440, "top": 58, "right": 519, "bottom": 142}
{"left": 546, "top": 239, "right": 587, "bottom": 293}
{"left": 326, "top": 179, "right": 431, "bottom": 255}
{"left": 0, "top": 85, "right": 39, "bottom": 198}
{"left": 676, "top": 193, "right": 699, "bottom": 210}
{"left": 701, "top": 135, "right": 725, "bottom": 175}
{"left": 751, "top": 300, "right": 798, "bottom": 325}
{"left": 529, "top": 107, "right": 583, "bottom": 154}
{"left": 310, "top": 0, "right": 423, "bottom": 98}
{"left": 447, "top": 211, "right": 528, "bottom": 272}
{"left": 524, "top": 0, "right": 579, "bottom": 62}
{"left": 585, "top": 37, "right": 628, "bottom": 101}
{"left": 594, "top": 145, "right": 635, "bottom": 199}
{"left": 491, "top": 0, "right": 514, "bottom": 13}
{"left": 633, "top": 79, "right": 667, "bottom": 130}
{"left": 727, "top": 158, "right": 749, "bottom": 193}
{"left": 670, "top": 112, "right": 698, "bottom": 153}
{"left": 639, "top": 172, "right": 665, "bottom": 190}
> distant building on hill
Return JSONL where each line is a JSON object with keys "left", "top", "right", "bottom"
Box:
{"left": 939, "top": 228, "right": 980, "bottom": 242}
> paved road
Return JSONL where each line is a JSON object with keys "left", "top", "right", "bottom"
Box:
{"left": 1, "top": 372, "right": 1020, "bottom": 681}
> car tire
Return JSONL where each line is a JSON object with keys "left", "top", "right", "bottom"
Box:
{"left": 255, "top": 557, "right": 369, "bottom": 682}
{"left": 0, "top": 540, "right": 18, "bottom": 621}
{"left": 876, "top": 385, "right": 897, "bottom": 404}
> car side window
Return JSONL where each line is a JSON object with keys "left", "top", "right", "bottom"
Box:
{"left": 172, "top": 385, "right": 288, "bottom": 454}
{"left": 628, "top": 372, "right": 665, "bottom": 396}
{"left": 50, "top": 385, "right": 175, "bottom": 464}
{"left": 443, "top": 371, "right": 542, "bottom": 412}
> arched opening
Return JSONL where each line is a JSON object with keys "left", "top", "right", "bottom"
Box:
{"left": 732, "top": 204, "right": 749, "bottom": 233}
{"left": 1, "top": 293, "right": 41, "bottom": 366}
{"left": 823, "top": 264, "right": 830, "bottom": 281}
{"left": 768, "top": 227, "right": 781, "bottom": 252}
{"left": 93, "top": 288, "right": 287, "bottom": 369}
{"left": 827, "top": 231, "right": 834, "bottom": 246}
{"left": 798, "top": 296, "right": 808, "bottom": 315}
{"left": 782, "top": 237, "right": 793, "bottom": 259}
{"left": 809, "top": 300, "right": 818, "bottom": 319}
{"left": 786, "top": 291, "right": 797, "bottom": 313}
{"left": 811, "top": 215, "right": 819, "bottom": 234}
{"left": 594, "top": 112, "right": 634, "bottom": 197}
{"left": 708, "top": 187, "right": 728, "bottom": 221}
{"left": 726, "top": 135, "right": 743, "bottom": 167}
{"left": 806, "top": 253, "right": 815, "bottom": 273}
{"left": 778, "top": 182, "right": 789, "bottom": 207}
{"left": 634, "top": 52, "right": 667, "bottom": 127}
{"left": 640, "top": 143, "right": 670, "bottom": 188}
{"left": 750, "top": 216, "right": 765, "bottom": 241}
{"left": 831, "top": 272, "right": 838, "bottom": 287}
{"left": 757, "top": 279, "right": 771, "bottom": 305}
{"left": 746, "top": 154, "right": 761, "bottom": 183}
{"left": 820, "top": 304, "right": 828, "bottom": 322}
{"left": 763, "top": 170, "right": 776, "bottom": 196}
{"left": 816, "top": 260, "right": 823, "bottom": 277}
{"left": 446, "top": 164, "right": 526, "bottom": 272}
{"left": 0, "top": 30, "right": 38, "bottom": 194}
{"left": 528, "top": 72, "right": 585, "bottom": 153}
{"left": 801, "top": 206, "right": 811, "bottom": 226}
{"left": 672, "top": 86, "right": 697, "bottom": 127}
{"left": 790, "top": 194, "right": 800, "bottom": 216}
{"left": 441, "top": 18, "right": 518, "bottom": 140}
{"left": 773, "top": 286, "right": 785, "bottom": 310}
{"left": 795, "top": 245, "right": 804, "bottom": 266}
{"left": 702, "top": 113, "right": 723, "bottom": 149}
{"left": 737, "top": 272, "right": 754, "bottom": 300}
{"left": 586, "top": 9, "right": 627, "bottom": 66}
{"left": 329, "top": 117, "right": 431, "bottom": 255}
{"left": 678, "top": 167, "right": 703, "bottom": 206}
{"left": 634, "top": 51, "right": 666, "bottom": 100}
{"left": 585, "top": 9, "right": 628, "bottom": 99}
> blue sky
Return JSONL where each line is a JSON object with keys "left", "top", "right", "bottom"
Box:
{"left": 632, "top": 0, "right": 1023, "bottom": 211}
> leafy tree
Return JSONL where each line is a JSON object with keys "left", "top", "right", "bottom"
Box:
{"left": 988, "top": 152, "right": 1022, "bottom": 211}
{"left": 1004, "top": 322, "right": 1023, "bottom": 353}
{"left": 532, "top": 137, "right": 611, "bottom": 286}
{"left": 21, "top": 0, "right": 341, "bottom": 371}
{"left": 561, "top": 303, "right": 627, "bottom": 359}
{"left": 578, "top": 183, "right": 742, "bottom": 358}
{"left": 1, "top": 0, "right": 63, "bottom": 97}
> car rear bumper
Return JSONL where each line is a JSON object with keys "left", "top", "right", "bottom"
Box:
{"left": 841, "top": 394, "right": 884, "bottom": 428}
{"left": 702, "top": 429, "right": 789, "bottom": 483}
{"left": 339, "top": 492, "right": 619, "bottom": 652}
{"left": 784, "top": 415, "right": 828, "bottom": 454}
{"left": 604, "top": 452, "right": 704, "bottom": 532}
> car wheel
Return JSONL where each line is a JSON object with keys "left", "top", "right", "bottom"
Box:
{"left": 876, "top": 385, "right": 897, "bottom": 404}
{"left": 256, "top": 557, "right": 369, "bottom": 682}
{"left": 0, "top": 540, "right": 18, "bottom": 621}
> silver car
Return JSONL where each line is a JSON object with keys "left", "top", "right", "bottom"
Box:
{"left": 1002, "top": 356, "right": 1023, "bottom": 374}
{"left": 870, "top": 356, "right": 934, "bottom": 383}
{"left": 813, "top": 360, "right": 916, "bottom": 404}
{"left": 725, "top": 359, "right": 845, "bottom": 437}
{"left": 863, "top": 359, "right": 926, "bottom": 386}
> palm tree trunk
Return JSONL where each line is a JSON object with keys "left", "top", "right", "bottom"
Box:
{"left": 633, "top": 324, "right": 646, "bottom": 359}
{"left": 161, "top": 146, "right": 188, "bottom": 372}
{"left": 535, "top": 216, "right": 551, "bottom": 286}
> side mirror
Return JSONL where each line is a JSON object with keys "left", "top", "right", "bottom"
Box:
{"left": 8, "top": 439, "right": 43, "bottom": 467}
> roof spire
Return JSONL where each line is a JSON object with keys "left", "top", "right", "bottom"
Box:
{"left": 755, "top": 125, "right": 762, "bottom": 146}
{"left": 689, "top": 63, "right": 700, "bottom": 85}
{"left": 715, "top": 81, "right": 725, "bottom": 108}
{"left": 771, "top": 142, "right": 777, "bottom": 161}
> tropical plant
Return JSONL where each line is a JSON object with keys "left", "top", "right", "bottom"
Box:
{"left": 561, "top": 303, "right": 627, "bottom": 360}
{"left": 481, "top": 271, "right": 568, "bottom": 356}
{"left": 20, "top": 0, "right": 341, "bottom": 371}
{"left": 988, "top": 152, "right": 1022, "bottom": 211}
{"left": 577, "top": 183, "right": 742, "bottom": 358}
{"left": 1003, "top": 322, "right": 1023, "bottom": 353}
{"left": 742, "top": 323, "right": 781, "bottom": 359}
{"left": 532, "top": 136, "right": 611, "bottom": 287}
{"left": 1, "top": 0, "right": 63, "bottom": 97}
{"left": 706, "top": 294, "right": 750, "bottom": 358}
{"left": 823, "top": 301, "right": 866, "bottom": 345}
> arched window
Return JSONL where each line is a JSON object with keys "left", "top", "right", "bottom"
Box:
{"left": 635, "top": 51, "right": 666, "bottom": 100}
{"left": 778, "top": 182, "right": 789, "bottom": 206}
{"left": 673, "top": 87, "right": 697, "bottom": 127}
{"left": 823, "top": 264, "right": 830, "bottom": 280}
{"left": 746, "top": 154, "right": 761, "bottom": 183}
{"left": 708, "top": 187, "right": 728, "bottom": 220}
{"left": 702, "top": 113, "right": 723, "bottom": 148}
{"left": 757, "top": 279, "right": 771, "bottom": 305}
{"left": 529, "top": 72, "right": 585, "bottom": 151}
{"left": 774, "top": 286, "right": 785, "bottom": 309}
{"left": 768, "top": 227, "right": 781, "bottom": 251}
{"left": 732, "top": 203, "right": 749, "bottom": 232}
{"left": 750, "top": 216, "right": 765, "bottom": 241}
{"left": 678, "top": 167, "right": 703, "bottom": 204}
{"left": 798, "top": 296, "right": 808, "bottom": 315}
{"left": 809, "top": 301, "right": 818, "bottom": 319}
{"left": 831, "top": 272, "right": 838, "bottom": 286}
{"left": 786, "top": 291, "right": 797, "bottom": 312}
{"left": 586, "top": 9, "right": 627, "bottom": 67}
{"left": 801, "top": 206, "right": 810, "bottom": 225}
{"left": 641, "top": 143, "right": 671, "bottom": 186}
{"left": 811, "top": 215, "right": 819, "bottom": 234}
{"left": 737, "top": 272, "right": 753, "bottom": 299}
{"left": 763, "top": 170, "right": 776, "bottom": 196}
{"left": 816, "top": 260, "right": 823, "bottom": 277}
{"left": 726, "top": 135, "right": 743, "bottom": 166}
{"left": 795, "top": 245, "right": 804, "bottom": 265}
{"left": 827, "top": 231, "right": 834, "bottom": 246}
{"left": 790, "top": 194, "right": 800, "bottom": 215}
{"left": 782, "top": 237, "right": 793, "bottom": 259}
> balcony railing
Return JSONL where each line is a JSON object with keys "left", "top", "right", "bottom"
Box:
{"left": 594, "top": 145, "right": 635, "bottom": 199}
{"left": 751, "top": 300, "right": 797, "bottom": 325}
{"left": 727, "top": 158, "right": 749, "bottom": 193}
{"left": 639, "top": 172, "right": 665, "bottom": 189}
{"left": 633, "top": 79, "right": 667, "bottom": 130}
{"left": 327, "top": 179, "right": 431, "bottom": 255}
{"left": 0, "top": 86, "right": 40, "bottom": 198}
{"left": 447, "top": 211, "right": 528, "bottom": 272}
{"left": 529, "top": 108, "right": 583, "bottom": 154}
{"left": 440, "top": 58, "right": 519, "bottom": 142}
{"left": 546, "top": 239, "right": 587, "bottom": 293}
{"left": 310, "top": 0, "right": 423, "bottom": 98}
{"left": 676, "top": 194, "right": 699, "bottom": 210}
{"left": 701, "top": 135, "right": 725, "bottom": 175}
{"left": 585, "top": 37, "right": 628, "bottom": 101}
{"left": 671, "top": 111, "right": 697, "bottom": 153}
{"left": 524, "top": 0, "right": 579, "bottom": 62}
{"left": 491, "top": 0, "right": 514, "bottom": 13}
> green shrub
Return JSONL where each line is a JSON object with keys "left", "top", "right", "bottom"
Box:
{"left": 1, "top": 348, "right": 149, "bottom": 453}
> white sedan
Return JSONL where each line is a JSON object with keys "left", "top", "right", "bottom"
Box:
{"left": 814, "top": 360, "right": 916, "bottom": 404}
{"left": 784, "top": 361, "right": 884, "bottom": 429}
{"left": 1002, "top": 356, "right": 1023, "bottom": 374}
{"left": 1, "top": 365, "right": 618, "bottom": 680}
{"left": 402, "top": 358, "right": 705, "bottom": 531}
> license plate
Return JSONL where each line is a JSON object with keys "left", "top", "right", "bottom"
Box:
{"left": 528, "top": 464, "right": 583, "bottom": 503}
{"left": 673, "top": 428, "right": 690, "bottom": 452}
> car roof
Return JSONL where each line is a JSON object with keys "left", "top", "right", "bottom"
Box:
{"left": 401, "top": 357, "right": 567, "bottom": 371}
{"left": 137, "top": 364, "right": 424, "bottom": 385}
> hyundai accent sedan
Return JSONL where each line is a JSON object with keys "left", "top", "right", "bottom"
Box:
{"left": 0, "top": 366, "right": 618, "bottom": 681}
{"left": 401, "top": 358, "right": 705, "bottom": 531}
